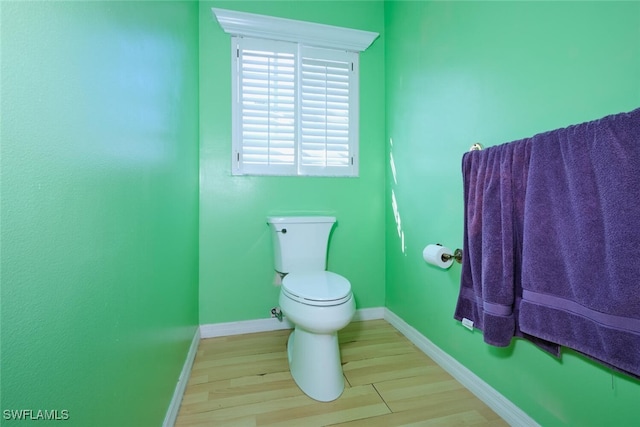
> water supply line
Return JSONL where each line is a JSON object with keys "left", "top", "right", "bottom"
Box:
{"left": 271, "top": 307, "right": 283, "bottom": 321}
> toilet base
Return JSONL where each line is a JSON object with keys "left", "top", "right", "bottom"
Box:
{"left": 287, "top": 328, "right": 345, "bottom": 402}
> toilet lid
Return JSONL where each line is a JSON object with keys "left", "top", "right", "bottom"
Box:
{"left": 282, "top": 271, "right": 351, "bottom": 303}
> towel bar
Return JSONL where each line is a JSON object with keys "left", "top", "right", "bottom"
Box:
{"left": 470, "top": 143, "right": 483, "bottom": 151}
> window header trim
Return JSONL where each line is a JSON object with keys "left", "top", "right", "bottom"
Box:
{"left": 212, "top": 8, "right": 379, "bottom": 52}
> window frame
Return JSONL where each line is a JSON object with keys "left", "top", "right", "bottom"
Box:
{"left": 213, "top": 8, "right": 378, "bottom": 177}
{"left": 231, "top": 37, "right": 360, "bottom": 177}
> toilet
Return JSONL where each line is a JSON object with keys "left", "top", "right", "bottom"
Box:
{"left": 267, "top": 216, "right": 355, "bottom": 402}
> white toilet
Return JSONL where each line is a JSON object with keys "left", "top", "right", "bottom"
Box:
{"left": 267, "top": 216, "right": 355, "bottom": 402}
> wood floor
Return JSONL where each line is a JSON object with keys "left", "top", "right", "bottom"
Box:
{"left": 175, "top": 319, "right": 508, "bottom": 427}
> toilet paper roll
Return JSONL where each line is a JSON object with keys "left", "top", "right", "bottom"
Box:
{"left": 423, "top": 244, "right": 454, "bottom": 269}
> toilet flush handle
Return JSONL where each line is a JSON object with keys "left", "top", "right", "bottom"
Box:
{"left": 277, "top": 228, "right": 287, "bottom": 234}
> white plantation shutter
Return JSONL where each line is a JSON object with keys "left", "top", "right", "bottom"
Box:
{"left": 299, "top": 46, "right": 358, "bottom": 176}
{"left": 231, "top": 37, "right": 358, "bottom": 176}
{"left": 233, "top": 38, "right": 297, "bottom": 175}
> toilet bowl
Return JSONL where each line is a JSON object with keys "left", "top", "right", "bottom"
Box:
{"left": 267, "top": 216, "right": 355, "bottom": 402}
{"left": 279, "top": 271, "right": 355, "bottom": 402}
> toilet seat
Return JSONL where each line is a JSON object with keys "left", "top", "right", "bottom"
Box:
{"left": 282, "top": 271, "right": 352, "bottom": 306}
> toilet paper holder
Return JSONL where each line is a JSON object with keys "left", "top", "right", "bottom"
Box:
{"left": 436, "top": 244, "right": 463, "bottom": 264}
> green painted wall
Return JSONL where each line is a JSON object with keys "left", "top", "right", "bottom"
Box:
{"left": 384, "top": 1, "right": 640, "bottom": 426}
{"left": 1, "top": 2, "right": 199, "bottom": 426}
{"left": 199, "top": 1, "right": 386, "bottom": 325}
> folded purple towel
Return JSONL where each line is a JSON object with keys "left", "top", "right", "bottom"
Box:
{"left": 455, "top": 138, "right": 559, "bottom": 355}
{"left": 520, "top": 108, "right": 640, "bottom": 378}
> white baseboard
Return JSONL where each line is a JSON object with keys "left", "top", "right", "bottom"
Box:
{"left": 383, "top": 309, "right": 539, "bottom": 427}
{"left": 200, "top": 316, "right": 294, "bottom": 338}
{"left": 199, "top": 306, "right": 386, "bottom": 339}
{"left": 163, "top": 327, "right": 200, "bottom": 427}
{"left": 352, "top": 306, "right": 385, "bottom": 322}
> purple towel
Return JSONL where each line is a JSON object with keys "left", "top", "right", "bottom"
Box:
{"left": 520, "top": 108, "right": 640, "bottom": 378}
{"left": 455, "top": 138, "right": 560, "bottom": 355}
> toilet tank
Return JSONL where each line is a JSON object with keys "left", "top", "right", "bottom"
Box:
{"left": 267, "top": 216, "right": 336, "bottom": 274}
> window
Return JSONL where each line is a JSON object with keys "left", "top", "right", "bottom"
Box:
{"left": 213, "top": 8, "right": 378, "bottom": 177}
{"left": 233, "top": 38, "right": 358, "bottom": 176}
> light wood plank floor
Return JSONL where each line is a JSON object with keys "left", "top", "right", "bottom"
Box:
{"left": 175, "top": 319, "right": 508, "bottom": 427}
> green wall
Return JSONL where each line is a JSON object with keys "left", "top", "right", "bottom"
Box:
{"left": 198, "top": 1, "right": 386, "bottom": 325}
{"left": 384, "top": 1, "right": 640, "bottom": 426}
{"left": 0, "top": 2, "right": 199, "bottom": 426}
